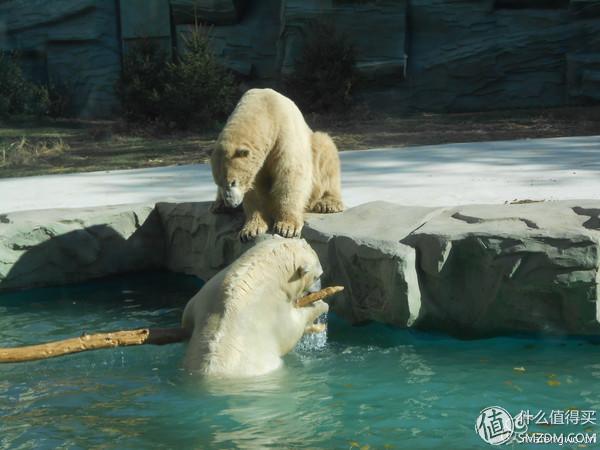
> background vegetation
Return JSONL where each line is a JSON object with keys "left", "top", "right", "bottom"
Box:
{"left": 2, "top": 20, "right": 599, "bottom": 178}
{"left": 118, "top": 26, "right": 238, "bottom": 129}
{"left": 0, "top": 51, "right": 50, "bottom": 118}
{"left": 285, "top": 21, "right": 357, "bottom": 113}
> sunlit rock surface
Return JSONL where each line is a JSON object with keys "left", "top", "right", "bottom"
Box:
{"left": 2, "top": 200, "right": 600, "bottom": 336}
{"left": 403, "top": 201, "right": 600, "bottom": 336}
{"left": 0, "top": 205, "right": 164, "bottom": 291}
{"left": 157, "top": 200, "right": 600, "bottom": 336}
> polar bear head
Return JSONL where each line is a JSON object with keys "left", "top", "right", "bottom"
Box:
{"left": 210, "top": 139, "right": 265, "bottom": 208}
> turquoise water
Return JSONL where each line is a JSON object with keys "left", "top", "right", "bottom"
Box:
{"left": 1, "top": 273, "right": 600, "bottom": 450}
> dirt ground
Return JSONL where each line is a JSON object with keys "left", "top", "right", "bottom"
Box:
{"left": 1, "top": 105, "right": 599, "bottom": 178}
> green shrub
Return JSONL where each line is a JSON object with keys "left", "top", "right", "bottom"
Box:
{"left": 117, "top": 27, "right": 237, "bottom": 129}
{"left": 162, "top": 26, "right": 237, "bottom": 128}
{"left": 47, "top": 81, "right": 74, "bottom": 118}
{"left": 0, "top": 51, "right": 50, "bottom": 118}
{"left": 285, "top": 21, "right": 357, "bottom": 113}
{"left": 117, "top": 39, "right": 170, "bottom": 122}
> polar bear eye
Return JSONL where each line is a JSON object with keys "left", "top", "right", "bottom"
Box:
{"left": 234, "top": 148, "right": 250, "bottom": 158}
{"left": 297, "top": 265, "right": 310, "bottom": 277}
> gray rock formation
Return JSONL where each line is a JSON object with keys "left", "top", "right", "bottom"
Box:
{"left": 2, "top": 200, "right": 600, "bottom": 337}
{"left": 0, "top": 205, "right": 164, "bottom": 291}
{"left": 0, "top": 0, "right": 122, "bottom": 117}
{"left": 403, "top": 201, "right": 600, "bottom": 336}
{"left": 157, "top": 202, "right": 245, "bottom": 279}
{"left": 279, "top": 0, "right": 407, "bottom": 79}
{"left": 156, "top": 201, "right": 600, "bottom": 336}
{"left": 171, "top": 0, "right": 246, "bottom": 25}
{"left": 176, "top": 0, "right": 281, "bottom": 79}
{"left": 2, "top": 0, "right": 599, "bottom": 117}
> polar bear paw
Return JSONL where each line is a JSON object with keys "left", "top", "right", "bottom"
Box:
{"left": 239, "top": 218, "right": 269, "bottom": 242}
{"left": 273, "top": 218, "right": 303, "bottom": 238}
{"left": 311, "top": 197, "right": 344, "bottom": 214}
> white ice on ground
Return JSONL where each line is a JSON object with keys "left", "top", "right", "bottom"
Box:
{"left": 1, "top": 135, "right": 599, "bottom": 214}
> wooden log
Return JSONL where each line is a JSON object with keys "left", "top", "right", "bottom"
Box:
{"left": 0, "top": 328, "right": 191, "bottom": 363}
{"left": 295, "top": 286, "right": 344, "bottom": 308}
{"left": 0, "top": 286, "right": 344, "bottom": 363}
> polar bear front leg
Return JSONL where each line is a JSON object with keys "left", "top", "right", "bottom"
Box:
{"left": 273, "top": 214, "right": 303, "bottom": 238}
{"left": 272, "top": 188, "right": 307, "bottom": 238}
{"left": 239, "top": 189, "right": 270, "bottom": 242}
{"left": 270, "top": 167, "right": 312, "bottom": 238}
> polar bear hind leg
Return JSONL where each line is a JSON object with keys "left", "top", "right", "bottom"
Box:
{"left": 309, "top": 131, "right": 344, "bottom": 214}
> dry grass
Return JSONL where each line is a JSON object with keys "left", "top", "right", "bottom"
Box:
{"left": 0, "top": 137, "right": 70, "bottom": 168}
{"left": 0, "top": 119, "right": 216, "bottom": 177}
{"left": 307, "top": 105, "right": 600, "bottom": 150}
{"left": 1, "top": 105, "right": 599, "bottom": 178}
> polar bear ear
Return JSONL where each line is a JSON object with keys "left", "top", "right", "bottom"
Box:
{"left": 234, "top": 148, "right": 250, "bottom": 158}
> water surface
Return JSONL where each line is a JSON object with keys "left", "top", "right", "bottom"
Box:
{"left": 1, "top": 272, "right": 599, "bottom": 449}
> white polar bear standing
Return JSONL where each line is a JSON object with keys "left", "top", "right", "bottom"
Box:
{"left": 210, "top": 88, "right": 344, "bottom": 242}
{"left": 181, "top": 237, "right": 328, "bottom": 377}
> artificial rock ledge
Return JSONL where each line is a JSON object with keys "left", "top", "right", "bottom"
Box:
{"left": 1, "top": 201, "right": 600, "bottom": 337}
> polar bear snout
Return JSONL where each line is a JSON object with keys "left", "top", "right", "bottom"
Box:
{"left": 220, "top": 184, "right": 244, "bottom": 208}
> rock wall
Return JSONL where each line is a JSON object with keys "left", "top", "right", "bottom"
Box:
{"left": 402, "top": 0, "right": 600, "bottom": 111}
{"left": 0, "top": 205, "right": 164, "bottom": 291}
{"left": 403, "top": 202, "right": 600, "bottom": 335}
{"left": 155, "top": 200, "right": 600, "bottom": 336}
{"left": 0, "top": 0, "right": 122, "bottom": 117}
{"left": 2, "top": 0, "right": 599, "bottom": 115}
{"left": 279, "top": 0, "right": 407, "bottom": 78}
{"left": 2, "top": 200, "right": 600, "bottom": 336}
{"left": 178, "top": 0, "right": 600, "bottom": 111}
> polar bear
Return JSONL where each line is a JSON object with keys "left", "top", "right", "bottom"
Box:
{"left": 210, "top": 88, "right": 344, "bottom": 242}
{"left": 181, "top": 237, "right": 328, "bottom": 377}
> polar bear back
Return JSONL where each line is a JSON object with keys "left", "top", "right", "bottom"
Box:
{"left": 218, "top": 88, "right": 312, "bottom": 160}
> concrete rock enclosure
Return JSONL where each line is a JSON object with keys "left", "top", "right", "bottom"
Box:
{"left": 2, "top": 0, "right": 600, "bottom": 117}
{"left": 0, "top": 205, "right": 164, "bottom": 291}
{"left": 2, "top": 200, "right": 599, "bottom": 337}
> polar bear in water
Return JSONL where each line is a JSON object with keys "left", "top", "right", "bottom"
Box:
{"left": 181, "top": 237, "right": 328, "bottom": 377}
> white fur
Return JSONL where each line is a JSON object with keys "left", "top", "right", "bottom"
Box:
{"left": 220, "top": 186, "right": 244, "bottom": 208}
{"left": 181, "top": 238, "right": 328, "bottom": 377}
{"left": 210, "top": 89, "right": 344, "bottom": 241}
